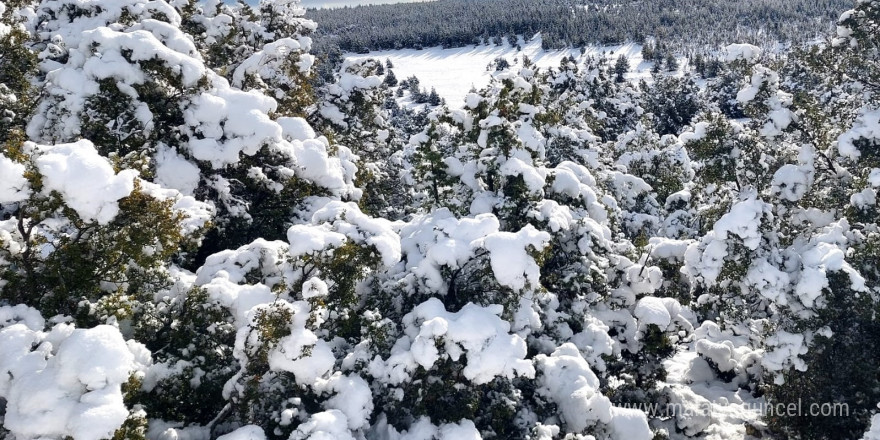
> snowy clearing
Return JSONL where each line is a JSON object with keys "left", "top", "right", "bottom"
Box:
{"left": 348, "top": 36, "right": 654, "bottom": 107}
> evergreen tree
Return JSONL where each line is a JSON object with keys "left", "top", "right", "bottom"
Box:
{"left": 428, "top": 87, "right": 442, "bottom": 106}
{"left": 383, "top": 68, "right": 398, "bottom": 87}
{"left": 613, "top": 54, "right": 630, "bottom": 82}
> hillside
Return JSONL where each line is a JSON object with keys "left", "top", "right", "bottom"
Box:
{"left": 308, "top": 0, "right": 852, "bottom": 52}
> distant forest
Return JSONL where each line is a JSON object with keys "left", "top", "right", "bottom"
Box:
{"left": 307, "top": 0, "right": 852, "bottom": 52}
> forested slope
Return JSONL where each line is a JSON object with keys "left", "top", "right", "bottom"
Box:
{"left": 308, "top": 0, "right": 852, "bottom": 51}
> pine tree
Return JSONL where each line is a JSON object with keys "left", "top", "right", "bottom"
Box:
{"left": 666, "top": 53, "right": 679, "bottom": 71}
{"left": 383, "top": 68, "right": 398, "bottom": 87}
{"left": 428, "top": 87, "right": 442, "bottom": 106}
{"left": 613, "top": 53, "right": 630, "bottom": 82}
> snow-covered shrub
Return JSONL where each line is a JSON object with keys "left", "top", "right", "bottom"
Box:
{"left": 0, "top": 139, "right": 210, "bottom": 322}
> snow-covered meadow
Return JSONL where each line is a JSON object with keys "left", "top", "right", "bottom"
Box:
{"left": 349, "top": 36, "right": 651, "bottom": 107}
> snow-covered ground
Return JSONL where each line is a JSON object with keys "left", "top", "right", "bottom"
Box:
{"left": 348, "top": 36, "right": 654, "bottom": 107}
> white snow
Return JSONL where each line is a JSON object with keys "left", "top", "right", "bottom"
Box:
{"left": 535, "top": 343, "right": 613, "bottom": 432}
{"left": 771, "top": 164, "right": 812, "bottom": 202}
{"left": 838, "top": 107, "right": 880, "bottom": 160}
{"left": 392, "top": 298, "right": 535, "bottom": 385}
{"left": 634, "top": 296, "right": 679, "bottom": 328}
{"left": 609, "top": 407, "right": 652, "bottom": 440}
{"left": 32, "top": 140, "right": 138, "bottom": 224}
{"left": 1, "top": 323, "right": 144, "bottom": 440}
{"left": 0, "top": 155, "right": 31, "bottom": 203}
{"left": 289, "top": 410, "right": 355, "bottom": 440}
{"left": 722, "top": 43, "right": 762, "bottom": 62}
{"left": 321, "top": 373, "right": 374, "bottom": 430}
{"left": 711, "top": 196, "right": 770, "bottom": 251}
{"left": 217, "top": 425, "right": 266, "bottom": 440}
{"left": 864, "top": 413, "right": 880, "bottom": 440}
{"left": 154, "top": 145, "right": 201, "bottom": 196}
{"left": 747, "top": 259, "right": 791, "bottom": 305}
{"left": 398, "top": 210, "right": 500, "bottom": 291}
{"left": 476, "top": 224, "right": 551, "bottom": 291}
{"left": 349, "top": 37, "right": 647, "bottom": 107}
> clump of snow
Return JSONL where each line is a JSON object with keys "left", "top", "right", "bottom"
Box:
{"left": 288, "top": 139, "right": 360, "bottom": 196}
{"left": 289, "top": 410, "right": 355, "bottom": 440}
{"left": 569, "top": 315, "right": 615, "bottom": 371}
{"left": 771, "top": 164, "right": 813, "bottom": 202}
{"left": 182, "top": 77, "right": 281, "bottom": 168}
{"left": 691, "top": 321, "right": 762, "bottom": 386}
{"left": 763, "top": 330, "right": 807, "bottom": 382}
{"left": 377, "top": 298, "right": 534, "bottom": 385}
{"left": 371, "top": 416, "right": 483, "bottom": 440}
{"left": 476, "top": 224, "right": 551, "bottom": 291}
{"left": 139, "top": 180, "right": 215, "bottom": 238}
{"left": 711, "top": 196, "right": 770, "bottom": 250}
{"left": 678, "top": 121, "right": 710, "bottom": 144}
{"left": 626, "top": 265, "right": 663, "bottom": 295}
{"left": 1, "top": 323, "right": 146, "bottom": 440}
{"left": 747, "top": 259, "right": 791, "bottom": 305}
{"left": 0, "top": 305, "right": 45, "bottom": 331}
{"left": 232, "top": 37, "right": 312, "bottom": 87}
{"left": 852, "top": 188, "right": 878, "bottom": 208}
{"left": 288, "top": 224, "right": 347, "bottom": 258}
{"left": 649, "top": 237, "right": 694, "bottom": 260}
{"left": 321, "top": 373, "right": 374, "bottom": 430}
{"left": 723, "top": 43, "right": 762, "bottom": 62}
{"left": 265, "top": 301, "right": 335, "bottom": 386}
{"left": 195, "top": 239, "right": 294, "bottom": 289}
{"left": 154, "top": 145, "right": 201, "bottom": 196}
{"left": 535, "top": 343, "right": 612, "bottom": 432}
{"left": 684, "top": 196, "right": 770, "bottom": 285}
{"left": 31, "top": 140, "right": 138, "bottom": 224}
{"left": 662, "top": 330, "right": 765, "bottom": 438}
{"left": 279, "top": 116, "right": 317, "bottom": 141}
{"left": 302, "top": 277, "right": 329, "bottom": 299}
{"left": 609, "top": 407, "right": 652, "bottom": 440}
{"left": 0, "top": 155, "right": 31, "bottom": 203}
{"left": 307, "top": 201, "right": 402, "bottom": 267}
{"left": 217, "top": 425, "right": 266, "bottom": 440}
{"left": 398, "top": 210, "right": 501, "bottom": 292}
{"left": 145, "top": 420, "right": 211, "bottom": 440}
{"left": 736, "top": 65, "right": 795, "bottom": 137}
{"left": 499, "top": 156, "right": 545, "bottom": 194}
{"left": 837, "top": 107, "right": 880, "bottom": 160}
{"left": 793, "top": 219, "right": 867, "bottom": 308}
{"left": 437, "top": 419, "right": 482, "bottom": 439}
{"left": 634, "top": 296, "right": 682, "bottom": 329}
{"left": 863, "top": 413, "right": 880, "bottom": 440}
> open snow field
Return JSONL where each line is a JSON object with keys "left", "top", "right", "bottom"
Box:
{"left": 348, "top": 36, "right": 654, "bottom": 107}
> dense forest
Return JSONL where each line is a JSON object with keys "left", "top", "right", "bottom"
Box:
{"left": 2, "top": 0, "right": 880, "bottom": 439}
{"left": 307, "top": 0, "right": 852, "bottom": 52}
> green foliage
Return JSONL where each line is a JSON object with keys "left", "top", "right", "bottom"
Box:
{"left": 411, "top": 122, "right": 460, "bottom": 210}
{"left": 81, "top": 79, "right": 150, "bottom": 162}
{"left": 685, "top": 113, "right": 738, "bottom": 186}
{"left": 644, "top": 75, "right": 701, "bottom": 136}
{"left": 192, "top": 154, "right": 325, "bottom": 268}
{"left": 133, "top": 288, "right": 237, "bottom": 425}
{"left": 0, "top": 25, "right": 38, "bottom": 141}
{"left": 765, "top": 273, "right": 880, "bottom": 440}
{"left": 383, "top": 359, "right": 529, "bottom": 438}
{"left": 0, "top": 181, "right": 190, "bottom": 323}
